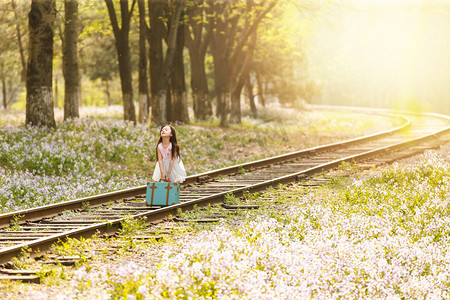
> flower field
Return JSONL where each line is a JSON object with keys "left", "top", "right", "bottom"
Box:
{"left": 1, "top": 106, "right": 450, "bottom": 299}
{"left": 0, "top": 106, "right": 393, "bottom": 213}
{"left": 16, "top": 149, "right": 450, "bottom": 299}
{"left": 125, "top": 152, "right": 450, "bottom": 299}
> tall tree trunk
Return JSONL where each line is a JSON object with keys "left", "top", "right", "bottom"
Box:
{"left": 171, "top": 10, "right": 189, "bottom": 123}
{"left": 138, "top": 0, "right": 149, "bottom": 124}
{"left": 105, "top": 0, "right": 136, "bottom": 124}
{"left": 186, "top": 0, "right": 211, "bottom": 120}
{"left": 63, "top": 0, "right": 79, "bottom": 120}
{"left": 246, "top": 74, "right": 257, "bottom": 117}
{"left": 6, "top": 80, "right": 18, "bottom": 109}
{"left": 189, "top": 53, "right": 211, "bottom": 120}
{"left": 11, "top": 0, "right": 27, "bottom": 83}
{"left": 1, "top": 76, "right": 6, "bottom": 110}
{"left": 152, "top": 0, "right": 183, "bottom": 125}
{"left": 78, "top": 71, "right": 82, "bottom": 107}
{"left": 208, "top": 0, "right": 275, "bottom": 126}
{"left": 229, "top": 1, "right": 275, "bottom": 124}
{"left": 148, "top": 0, "right": 165, "bottom": 123}
{"left": 255, "top": 72, "right": 266, "bottom": 107}
{"left": 26, "top": 0, "right": 56, "bottom": 127}
{"left": 104, "top": 80, "right": 111, "bottom": 106}
{"left": 230, "top": 29, "right": 257, "bottom": 124}
{"left": 54, "top": 77, "right": 59, "bottom": 108}
{"left": 208, "top": 1, "right": 241, "bottom": 127}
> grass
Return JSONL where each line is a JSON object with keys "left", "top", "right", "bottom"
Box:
{"left": 2, "top": 149, "right": 450, "bottom": 299}
{"left": 0, "top": 105, "right": 407, "bottom": 298}
{"left": 0, "top": 106, "right": 395, "bottom": 213}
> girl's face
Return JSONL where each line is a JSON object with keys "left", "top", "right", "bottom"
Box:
{"left": 161, "top": 125, "right": 172, "bottom": 138}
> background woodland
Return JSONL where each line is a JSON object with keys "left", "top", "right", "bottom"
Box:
{"left": 0, "top": 0, "right": 319, "bottom": 127}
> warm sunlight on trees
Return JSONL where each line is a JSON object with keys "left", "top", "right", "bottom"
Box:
{"left": 3, "top": 0, "right": 448, "bottom": 127}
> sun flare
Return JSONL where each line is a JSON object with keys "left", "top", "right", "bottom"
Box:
{"left": 308, "top": 0, "right": 450, "bottom": 113}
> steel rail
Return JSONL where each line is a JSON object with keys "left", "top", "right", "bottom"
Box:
{"left": 0, "top": 110, "right": 409, "bottom": 228}
{"left": 0, "top": 109, "right": 449, "bottom": 264}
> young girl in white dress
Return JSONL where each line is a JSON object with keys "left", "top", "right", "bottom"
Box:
{"left": 152, "top": 124, "right": 186, "bottom": 183}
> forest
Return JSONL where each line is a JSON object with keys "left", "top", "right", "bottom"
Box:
{"left": 0, "top": 0, "right": 320, "bottom": 127}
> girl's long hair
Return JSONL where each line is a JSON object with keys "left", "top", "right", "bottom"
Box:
{"left": 156, "top": 124, "right": 181, "bottom": 161}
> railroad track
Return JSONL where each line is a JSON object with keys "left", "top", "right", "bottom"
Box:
{"left": 0, "top": 107, "right": 449, "bottom": 270}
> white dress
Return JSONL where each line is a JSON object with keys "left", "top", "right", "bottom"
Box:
{"left": 152, "top": 143, "right": 186, "bottom": 183}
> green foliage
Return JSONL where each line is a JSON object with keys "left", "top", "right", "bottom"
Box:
{"left": 237, "top": 166, "right": 246, "bottom": 174}
{"left": 36, "top": 266, "right": 69, "bottom": 285}
{"left": 12, "top": 247, "right": 33, "bottom": 270}
{"left": 118, "top": 216, "right": 147, "bottom": 237}
{"left": 51, "top": 236, "right": 92, "bottom": 260}
{"left": 224, "top": 192, "right": 239, "bottom": 205}
{"left": 108, "top": 276, "right": 147, "bottom": 300}
{"left": 339, "top": 159, "right": 450, "bottom": 241}
{"left": 81, "top": 201, "right": 91, "bottom": 212}
{"left": 8, "top": 214, "right": 24, "bottom": 231}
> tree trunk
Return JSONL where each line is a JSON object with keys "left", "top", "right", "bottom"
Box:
{"left": 230, "top": 29, "right": 257, "bottom": 124}
{"left": 105, "top": 0, "right": 136, "bottom": 124}
{"left": 209, "top": 0, "right": 275, "bottom": 125}
{"left": 1, "top": 77, "right": 6, "bottom": 110}
{"left": 186, "top": 0, "right": 212, "bottom": 120}
{"left": 228, "top": 1, "right": 275, "bottom": 124}
{"left": 152, "top": 0, "right": 182, "bottom": 125}
{"left": 138, "top": 0, "right": 149, "bottom": 123}
{"left": 78, "top": 71, "right": 82, "bottom": 107}
{"left": 104, "top": 80, "right": 111, "bottom": 106}
{"left": 6, "top": 80, "right": 18, "bottom": 109}
{"left": 26, "top": 0, "right": 56, "bottom": 127}
{"left": 255, "top": 72, "right": 266, "bottom": 107}
{"left": 246, "top": 74, "right": 257, "bottom": 117}
{"left": 54, "top": 77, "right": 59, "bottom": 108}
{"left": 171, "top": 10, "right": 189, "bottom": 123}
{"left": 218, "top": 92, "right": 230, "bottom": 127}
{"left": 148, "top": 0, "right": 165, "bottom": 123}
{"left": 63, "top": 0, "right": 79, "bottom": 120}
{"left": 11, "top": 0, "right": 27, "bottom": 83}
{"left": 208, "top": 1, "right": 242, "bottom": 127}
{"left": 190, "top": 55, "right": 211, "bottom": 120}
{"left": 208, "top": 2, "right": 230, "bottom": 126}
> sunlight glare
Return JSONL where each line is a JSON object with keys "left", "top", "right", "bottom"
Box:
{"left": 307, "top": 0, "right": 450, "bottom": 113}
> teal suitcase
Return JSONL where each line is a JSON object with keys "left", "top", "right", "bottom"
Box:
{"left": 146, "top": 182, "right": 180, "bottom": 206}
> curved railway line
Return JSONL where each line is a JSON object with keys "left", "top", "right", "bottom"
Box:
{"left": 0, "top": 107, "right": 449, "bottom": 272}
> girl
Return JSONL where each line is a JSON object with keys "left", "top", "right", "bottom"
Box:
{"left": 152, "top": 124, "right": 186, "bottom": 183}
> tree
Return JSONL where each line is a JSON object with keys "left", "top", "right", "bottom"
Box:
{"left": 207, "top": 0, "right": 235, "bottom": 126}
{"left": 228, "top": 0, "right": 276, "bottom": 124}
{"left": 138, "top": 0, "right": 149, "bottom": 123}
{"left": 77, "top": 2, "right": 119, "bottom": 107}
{"left": 185, "top": 0, "right": 212, "bottom": 120}
{"left": 148, "top": 0, "right": 166, "bottom": 123}
{"left": 230, "top": 28, "right": 257, "bottom": 122}
{"left": 26, "top": 0, "right": 56, "bottom": 127}
{"left": 252, "top": 2, "right": 316, "bottom": 108}
{"left": 0, "top": 2, "right": 22, "bottom": 110}
{"left": 208, "top": 0, "right": 275, "bottom": 126}
{"left": 105, "top": 0, "right": 137, "bottom": 123}
{"left": 63, "top": 0, "right": 80, "bottom": 120}
{"left": 171, "top": 8, "right": 189, "bottom": 123}
{"left": 11, "top": 0, "right": 27, "bottom": 83}
{"left": 148, "top": 0, "right": 183, "bottom": 125}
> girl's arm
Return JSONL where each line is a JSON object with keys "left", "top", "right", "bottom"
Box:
{"left": 157, "top": 147, "right": 166, "bottom": 180}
